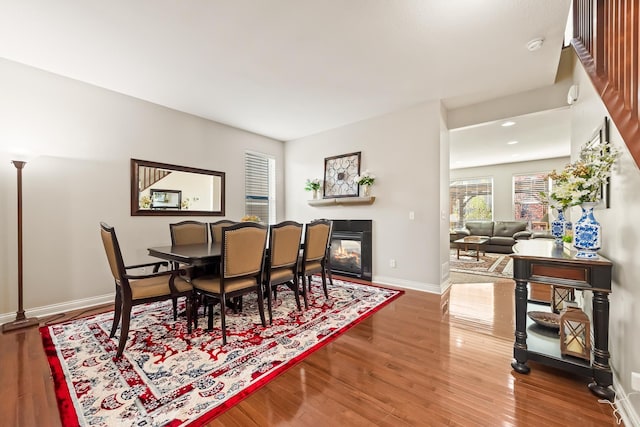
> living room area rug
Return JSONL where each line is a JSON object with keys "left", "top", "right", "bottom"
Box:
{"left": 449, "top": 249, "right": 514, "bottom": 279}
{"left": 40, "top": 277, "right": 403, "bottom": 427}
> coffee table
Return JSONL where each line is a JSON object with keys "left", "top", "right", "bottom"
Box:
{"left": 454, "top": 236, "right": 490, "bottom": 261}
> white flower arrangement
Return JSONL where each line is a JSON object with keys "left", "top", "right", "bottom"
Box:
{"left": 354, "top": 170, "right": 375, "bottom": 186}
{"left": 544, "top": 139, "right": 620, "bottom": 207}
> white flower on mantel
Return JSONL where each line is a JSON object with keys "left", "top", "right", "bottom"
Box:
{"left": 354, "top": 170, "right": 375, "bottom": 186}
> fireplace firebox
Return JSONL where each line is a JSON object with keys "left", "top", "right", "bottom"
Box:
{"left": 329, "top": 220, "right": 372, "bottom": 281}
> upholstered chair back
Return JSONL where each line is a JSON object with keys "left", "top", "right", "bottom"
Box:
{"left": 210, "top": 220, "right": 237, "bottom": 243}
{"left": 303, "top": 220, "right": 331, "bottom": 262}
{"left": 270, "top": 221, "right": 303, "bottom": 269}
{"left": 100, "top": 223, "right": 125, "bottom": 283}
{"left": 170, "top": 221, "right": 208, "bottom": 245}
{"left": 223, "top": 223, "right": 268, "bottom": 278}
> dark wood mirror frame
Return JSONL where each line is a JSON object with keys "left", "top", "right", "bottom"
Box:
{"left": 131, "top": 158, "right": 225, "bottom": 216}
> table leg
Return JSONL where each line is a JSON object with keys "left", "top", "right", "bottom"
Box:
{"left": 457, "top": 245, "right": 461, "bottom": 259}
{"left": 588, "top": 291, "right": 615, "bottom": 400}
{"left": 512, "top": 279, "right": 530, "bottom": 374}
{"left": 475, "top": 244, "right": 480, "bottom": 261}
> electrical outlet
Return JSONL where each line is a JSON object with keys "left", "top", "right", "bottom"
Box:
{"left": 409, "top": 211, "right": 415, "bottom": 220}
{"left": 390, "top": 259, "right": 396, "bottom": 268}
{"left": 632, "top": 372, "right": 640, "bottom": 391}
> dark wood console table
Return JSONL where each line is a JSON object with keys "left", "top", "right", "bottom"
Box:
{"left": 510, "top": 239, "right": 614, "bottom": 400}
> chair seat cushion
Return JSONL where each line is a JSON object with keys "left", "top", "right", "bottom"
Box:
{"left": 130, "top": 275, "right": 191, "bottom": 300}
{"left": 299, "top": 260, "right": 322, "bottom": 274}
{"left": 268, "top": 267, "right": 295, "bottom": 283}
{"left": 192, "top": 275, "right": 258, "bottom": 294}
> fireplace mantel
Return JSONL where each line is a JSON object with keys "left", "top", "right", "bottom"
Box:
{"left": 307, "top": 196, "right": 375, "bottom": 206}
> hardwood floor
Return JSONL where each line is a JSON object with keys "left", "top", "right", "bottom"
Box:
{"left": 0, "top": 274, "right": 620, "bottom": 426}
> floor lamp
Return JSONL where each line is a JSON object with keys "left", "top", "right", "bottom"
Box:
{"left": 2, "top": 160, "right": 39, "bottom": 332}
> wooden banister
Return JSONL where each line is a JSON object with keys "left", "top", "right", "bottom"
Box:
{"left": 572, "top": 0, "right": 640, "bottom": 168}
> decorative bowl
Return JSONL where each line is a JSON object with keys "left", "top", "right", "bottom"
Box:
{"left": 527, "top": 311, "right": 560, "bottom": 330}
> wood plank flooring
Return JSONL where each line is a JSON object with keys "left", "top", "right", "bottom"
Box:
{"left": 0, "top": 274, "right": 620, "bottom": 426}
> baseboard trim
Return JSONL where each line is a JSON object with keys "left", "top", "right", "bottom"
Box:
{"left": 613, "top": 376, "right": 640, "bottom": 427}
{"left": 0, "top": 293, "right": 114, "bottom": 325}
{"left": 373, "top": 275, "right": 443, "bottom": 294}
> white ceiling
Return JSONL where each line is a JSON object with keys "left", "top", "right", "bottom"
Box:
{"left": 0, "top": 0, "right": 571, "bottom": 143}
{"left": 450, "top": 107, "right": 572, "bottom": 170}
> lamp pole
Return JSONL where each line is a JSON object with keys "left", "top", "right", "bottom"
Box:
{"left": 2, "top": 160, "right": 39, "bottom": 332}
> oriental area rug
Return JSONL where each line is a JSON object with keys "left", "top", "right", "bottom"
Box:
{"left": 40, "top": 277, "right": 402, "bottom": 427}
{"left": 449, "top": 249, "right": 514, "bottom": 279}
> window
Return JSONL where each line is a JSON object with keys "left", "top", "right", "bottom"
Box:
{"left": 513, "top": 173, "right": 550, "bottom": 228}
{"left": 449, "top": 177, "right": 493, "bottom": 229}
{"left": 244, "top": 151, "right": 276, "bottom": 225}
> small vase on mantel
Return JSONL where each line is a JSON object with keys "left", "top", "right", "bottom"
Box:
{"left": 574, "top": 201, "right": 601, "bottom": 258}
{"left": 312, "top": 189, "right": 319, "bottom": 200}
{"left": 362, "top": 185, "right": 371, "bottom": 197}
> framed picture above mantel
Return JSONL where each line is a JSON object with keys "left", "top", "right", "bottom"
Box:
{"left": 323, "top": 151, "right": 361, "bottom": 198}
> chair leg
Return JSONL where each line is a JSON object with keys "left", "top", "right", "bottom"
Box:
{"left": 220, "top": 295, "right": 227, "bottom": 345}
{"left": 266, "top": 283, "right": 273, "bottom": 325}
{"left": 186, "top": 294, "right": 193, "bottom": 334}
{"left": 116, "top": 300, "right": 132, "bottom": 358}
{"left": 321, "top": 268, "right": 329, "bottom": 299}
{"left": 308, "top": 276, "right": 313, "bottom": 292}
{"left": 172, "top": 297, "right": 178, "bottom": 321}
{"left": 207, "top": 300, "right": 214, "bottom": 331}
{"left": 288, "top": 279, "right": 302, "bottom": 311}
{"left": 256, "top": 286, "right": 266, "bottom": 327}
{"left": 300, "top": 275, "right": 309, "bottom": 309}
{"left": 110, "top": 286, "right": 122, "bottom": 338}
{"left": 192, "top": 293, "right": 199, "bottom": 330}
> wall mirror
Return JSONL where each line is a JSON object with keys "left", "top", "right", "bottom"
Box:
{"left": 131, "top": 159, "right": 225, "bottom": 216}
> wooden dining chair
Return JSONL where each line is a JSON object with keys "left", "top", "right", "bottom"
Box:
{"left": 264, "top": 221, "right": 303, "bottom": 324}
{"left": 191, "top": 222, "right": 268, "bottom": 344}
{"left": 299, "top": 219, "right": 332, "bottom": 308}
{"left": 209, "top": 220, "right": 237, "bottom": 243}
{"left": 168, "top": 221, "right": 208, "bottom": 318}
{"left": 100, "top": 222, "right": 193, "bottom": 358}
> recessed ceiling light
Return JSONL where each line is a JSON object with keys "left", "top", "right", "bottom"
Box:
{"left": 512, "top": 154, "right": 520, "bottom": 157}
{"left": 507, "top": 140, "right": 519, "bottom": 145}
{"left": 501, "top": 121, "right": 516, "bottom": 127}
{"left": 527, "top": 37, "right": 545, "bottom": 51}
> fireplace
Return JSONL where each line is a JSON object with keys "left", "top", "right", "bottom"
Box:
{"left": 329, "top": 220, "right": 372, "bottom": 281}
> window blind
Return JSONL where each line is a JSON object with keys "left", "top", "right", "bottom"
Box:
{"left": 244, "top": 152, "right": 275, "bottom": 224}
{"left": 513, "top": 173, "right": 550, "bottom": 223}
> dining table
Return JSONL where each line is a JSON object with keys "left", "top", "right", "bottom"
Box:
{"left": 147, "top": 242, "right": 222, "bottom": 267}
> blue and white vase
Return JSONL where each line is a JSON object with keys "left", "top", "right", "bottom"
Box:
{"left": 551, "top": 208, "right": 567, "bottom": 245}
{"left": 574, "top": 202, "right": 601, "bottom": 258}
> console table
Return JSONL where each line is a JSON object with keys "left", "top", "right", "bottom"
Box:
{"left": 510, "top": 239, "right": 614, "bottom": 400}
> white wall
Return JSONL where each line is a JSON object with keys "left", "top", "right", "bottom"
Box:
{"left": 450, "top": 157, "right": 570, "bottom": 222}
{"left": 0, "top": 58, "right": 284, "bottom": 316}
{"left": 285, "top": 101, "right": 447, "bottom": 293}
{"left": 570, "top": 53, "right": 640, "bottom": 423}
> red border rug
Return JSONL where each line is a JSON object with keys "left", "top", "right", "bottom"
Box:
{"left": 40, "top": 277, "right": 403, "bottom": 426}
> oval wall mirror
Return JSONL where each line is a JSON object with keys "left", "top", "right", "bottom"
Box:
{"left": 130, "top": 158, "right": 225, "bottom": 216}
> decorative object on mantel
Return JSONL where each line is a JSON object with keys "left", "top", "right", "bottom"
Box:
{"left": 544, "top": 117, "right": 620, "bottom": 258}
{"left": 2, "top": 160, "right": 40, "bottom": 332}
{"left": 323, "top": 152, "right": 361, "bottom": 198}
{"left": 304, "top": 178, "right": 322, "bottom": 200}
{"left": 354, "top": 170, "right": 376, "bottom": 197}
{"left": 559, "top": 302, "right": 591, "bottom": 361}
{"left": 308, "top": 196, "right": 375, "bottom": 207}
